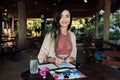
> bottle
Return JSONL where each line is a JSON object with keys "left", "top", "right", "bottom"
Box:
{"left": 30, "top": 56, "right": 38, "bottom": 74}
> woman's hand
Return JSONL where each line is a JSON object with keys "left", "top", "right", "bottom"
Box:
{"left": 47, "top": 57, "right": 56, "bottom": 63}
{"left": 66, "top": 57, "right": 75, "bottom": 63}
{"left": 55, "top": 58, "right": 64, "bottom": 65}
{"left": 47, "top": 57, "right": 64, "bottom": 65}
{"left": 47, "top": 56, "right": 75, "bottom": 65}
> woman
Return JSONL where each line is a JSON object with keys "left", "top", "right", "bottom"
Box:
{"left": 38, "top": 8, "right": 77, "bottom": 65}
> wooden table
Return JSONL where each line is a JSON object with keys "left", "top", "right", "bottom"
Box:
{"left": 21, "top": 70, "right": 55, "bottom": 80}
{"left": 78, "top": 62, "right": 120, "bottom": 80}
{"left": 21, "top": 62, "right": 120, "bottom": 80}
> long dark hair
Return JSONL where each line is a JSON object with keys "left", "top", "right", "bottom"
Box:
{"left": 50, "top": 7, "right": 72, "bottom": 41}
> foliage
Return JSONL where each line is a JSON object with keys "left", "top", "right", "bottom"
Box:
{"left": 97, "top": 10, "right": 120, "bottom": 40}
{"left": 109, "top": 29, "right": 120, "bottom": 40}
{"left": 70, "top": 26, "right": 76, "bottom": 32}
{"left": 26, "top": 20, "right": 41, "bottom": 37}
{"left": 45, "top": 24, "right": 52, "bottom": 33}
{"left": 83, "top": 25, "right": 95, "bottom": 34}
{"left": 109, "top": 11, "right": 120, "bottom": 40}
{"left": 26, "top": 28, "right": 32, "bottom": 34}
{"left": 33, "top": 20, "right": 41, "bottom": 33}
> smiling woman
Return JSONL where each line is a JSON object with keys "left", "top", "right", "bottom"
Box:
{"left": 37, "top": 7, "right": 77, "bottom": 65}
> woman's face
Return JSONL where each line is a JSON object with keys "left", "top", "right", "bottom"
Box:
{"left": 59, "top": 10, "right": 71, "bottom": 28}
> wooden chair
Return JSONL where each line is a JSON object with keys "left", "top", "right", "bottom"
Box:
{"left": 103, "top": 50, "right": 120, "bottom": 67}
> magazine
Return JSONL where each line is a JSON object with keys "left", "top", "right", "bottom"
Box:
{"left": 50, "top": 68, "right": 87, "bottom": 80}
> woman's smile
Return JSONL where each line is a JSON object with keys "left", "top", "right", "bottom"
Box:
{"left": 59, "top": 10, "right": 70, "bottom": 27}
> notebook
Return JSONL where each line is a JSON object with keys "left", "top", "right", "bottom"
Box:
{"left": 38, "top": 62, "right": 75, "bottom": 70}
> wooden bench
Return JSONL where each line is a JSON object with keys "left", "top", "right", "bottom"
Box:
{"left": 103, "top": 50, "right": 120, "bottom": 66}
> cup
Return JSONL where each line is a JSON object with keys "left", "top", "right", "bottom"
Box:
{"left": 30, "top": 58, "right": 38, "bottom": 74}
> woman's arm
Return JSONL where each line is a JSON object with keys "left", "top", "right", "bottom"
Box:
{"left": 37, "top": 33, "right": 51, "bottom": 63}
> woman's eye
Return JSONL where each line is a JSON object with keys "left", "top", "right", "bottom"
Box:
{"left": 66, "top": 15, "right": 70, "bottom": 18}
{"left": 60, "top": 14, "right": 70, "bottom": 19}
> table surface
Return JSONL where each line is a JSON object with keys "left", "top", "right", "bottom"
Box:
{"left": 21, "top": 62, "right": 120, "bottom": 80}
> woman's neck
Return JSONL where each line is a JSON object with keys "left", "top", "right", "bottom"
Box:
{"left": 60, "top": 27, "right": 68, "bottom": 35}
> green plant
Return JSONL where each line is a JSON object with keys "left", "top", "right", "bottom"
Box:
{"left": 33, "top": 20, "right": 41, "bottom": 33}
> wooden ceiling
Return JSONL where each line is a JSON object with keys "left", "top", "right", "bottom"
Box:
{"left": 0, "top": 0, "right": 120, "bottom": 18}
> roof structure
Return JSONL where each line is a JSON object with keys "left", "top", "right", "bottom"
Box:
{"left": 0, "top": 0, "right": 120, "bottom": 18}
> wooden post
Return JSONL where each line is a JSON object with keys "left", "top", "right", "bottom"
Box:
{"left": 0, "top": 11, "right": 2, "bottom": 45}
{"left": 95, "top": 13, "right": 99, "bottom": 39}
{"left": 103, "top": 0, "right": 111, "bottom": 48}
{"left": 17, "top": 0, "right": 27, "bottom": 50}
{"left": 11, "top": 16, "right": 15, "bottom": 34}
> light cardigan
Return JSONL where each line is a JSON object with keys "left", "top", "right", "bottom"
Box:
{"left": 37, "top": 31, "right": 77, "bottom": 63}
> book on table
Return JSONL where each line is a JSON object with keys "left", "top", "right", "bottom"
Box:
{"left": 38, "top": 61, "right": 75, "bottom": 70}
{"left": 38, "top": 62, "right": 87, "bottom": 79}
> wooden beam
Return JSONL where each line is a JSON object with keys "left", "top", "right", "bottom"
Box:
{"left": 103, "top": 0, "right": 111, "bottom": 48}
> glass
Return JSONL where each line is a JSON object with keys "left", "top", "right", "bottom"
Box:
{"left": 30, "top": 57, "right": 38, "bottom": 74}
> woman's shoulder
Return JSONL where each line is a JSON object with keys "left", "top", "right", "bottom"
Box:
{"left": 45, "top": 32, "right": 54, "bottom": 40}
{"left": 43, "top": 32, "right": 51, "bottom": 40}
{"left": 69, "top": 31, "right": 75, "bottom": 37}
{"left": 45, "top": 32, "right": 52, "bottom": 37}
